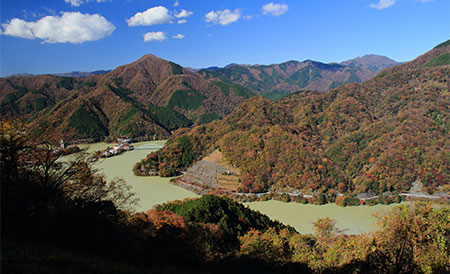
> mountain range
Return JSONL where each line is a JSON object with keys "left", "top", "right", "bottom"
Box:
{"left": 1, "top": 53, "right": 398, "bottom": 141}
{"left": 51, "top": 70, "right": 111, "bottom": 78}
{"left": 0, "top": 54, "right": 255, "bottom": 141}
{"left": 135, "top": 40, "right": 450, "bottom": 197}
{"left": 199, "top": 54, "right": 398, "bottom": 99}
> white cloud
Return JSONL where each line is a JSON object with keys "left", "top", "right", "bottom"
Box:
{"left": 262, "top": 3, "right": 288, "bottom": 16}
{"left": 0, "top": 12, "right": 115, "bottom": 44}
{"left": 127, "top": 6, "right": 173, "bottom": 26}
{"left": 64, "top": 0, "right": 109, "bottom": 7}
{"left": 205, "top": 9, "right": 241, "bottom": 26}
{"left": 175, "top": 9, "right": 193, "bottom": 18}
{"left": 177, "top": 19, "right": 187, "bottom": 24}
{"left": 173, "top": 1, "right": 179, "bottom": 7}
{"left": 173, "top": 34, "right": 184, "bottom": 39}
{"left": 418, "top": 0, "right": 434, "bottom": 2}
{"left": 369, "top": 0, "right": 396, "bottom": 9}
{"left": 143, "top": 31, "right": 167, "bottom": 42}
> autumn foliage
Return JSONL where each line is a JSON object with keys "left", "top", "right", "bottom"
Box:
{"left": 136, "top": 41, "right": 450, "bottom": 201}
{"left": 1, "top": 125, "right": 449, "bottom": 273}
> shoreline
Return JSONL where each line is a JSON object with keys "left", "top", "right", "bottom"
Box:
{"left": 168, "top": 176, "right": 449, "bottom": 207}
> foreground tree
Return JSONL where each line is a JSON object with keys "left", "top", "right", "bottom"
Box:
{"left": 1, "top": 120, "right": 138, "bottom": 239}
{"left": 368, "top": 203, "right": 450, "bottom": 274}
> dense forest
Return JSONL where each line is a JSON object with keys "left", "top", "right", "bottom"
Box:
{"left": 135, "top": 41, "right": 450, "bottom": 201}
{"left": 2, "top": 121, "right": 449, "bottom": 273}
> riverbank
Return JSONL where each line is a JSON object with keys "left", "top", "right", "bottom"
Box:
{"left": 72, "top": 141, "right": 447, "bottom": 234}
{"left": 166, "top": 149, "right": 448, "bottom": 207}
{"left": 171, "top": 169, "right": 448, "bottom": 207}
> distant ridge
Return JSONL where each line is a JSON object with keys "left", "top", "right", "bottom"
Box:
{"left": 10, "top": 70, "right": 111, "bottom": 78}
{"left": 52, "top": 70, "right": 111, "bottom": 77}
{"left": 198, "top": 54, "right": 399, "bottom": 99}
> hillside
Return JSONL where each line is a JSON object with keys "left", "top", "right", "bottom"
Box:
{"left": 2, "top": 109, "right": 449, "bottom": 274}
{"left": 0, "top": 55, "right": 255, "bottom": 141}
{"left": 135, "top": 40, "right": 450, "bottom": 200}
{"left": 198, "top": 55, "right": 398, "bottom": 99}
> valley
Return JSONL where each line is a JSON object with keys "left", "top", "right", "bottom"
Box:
{"left": 134, "top": 41, "right": 450, "bottom": 205}
{"left": 2, "top": 1, "right": 449, "bottom": 272}
{"left": 80, "top": 140, "right": 404, "bottom": 234}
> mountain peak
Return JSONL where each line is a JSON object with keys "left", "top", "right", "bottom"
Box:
{"left": 342, "top": 54, "right": 398, "bottom": 67}
{"left": 136, "top": 53, "right": 163, "bottom": 62}
{"left": 225, "top": 63, "right": 240, "bottom": 68}
{"left": 129, "top": 54, "right": 171, "bottom": 68}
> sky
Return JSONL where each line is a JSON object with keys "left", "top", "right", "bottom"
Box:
{"left": 0, "top": 0, "right": 449, "bottom": 76}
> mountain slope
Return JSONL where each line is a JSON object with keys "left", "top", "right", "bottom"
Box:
{"left": 136, "top": 40, "right": 450, "bottom": 198}
{"left": 0, "top": 55, "right": 255, "bottom": 141}
{"left": 198, "top": 55, "right": 398, "bottom": 98}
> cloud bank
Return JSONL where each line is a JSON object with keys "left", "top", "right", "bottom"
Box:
{"left": 1, "top": 12, "right": 115, "bottom": 43}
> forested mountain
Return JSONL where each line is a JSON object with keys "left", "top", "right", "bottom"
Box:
{"left": 2, "top": 68, "right": 449, "bottom": 274}
{"left": 198, "top": 54, "right": 398, "bottom": 98}
{"left": 0, "top": 54, "right": 255, "bottom": 141}
{"left": 136, "top": 40, "right": 450, "bottom": 197}
{"left": 3, "top": 121, "right": 448, "bottom": 273}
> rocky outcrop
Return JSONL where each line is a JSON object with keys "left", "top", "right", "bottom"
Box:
{"left": 182, "top": 160, "right": 228, "bottom": 189}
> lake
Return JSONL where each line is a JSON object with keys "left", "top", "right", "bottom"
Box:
{"left": 245, "top": 200, "right": 400, "bottom": 234}
{"left": 79, "top": 141, "right": 401, "bottom": 234}
{"left": 78, "top": 141, "right": 198, "bottom": 212}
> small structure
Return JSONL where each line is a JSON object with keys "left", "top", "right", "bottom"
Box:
{"left": 122, "top": 143, "right": 134, "bottom": 151}
{"left": 101, "top": 142, "right": 134, "bottom": 158}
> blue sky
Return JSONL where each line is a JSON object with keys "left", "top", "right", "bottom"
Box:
{"left": 1, "top": 0, "right": 448, "bottom": 76}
